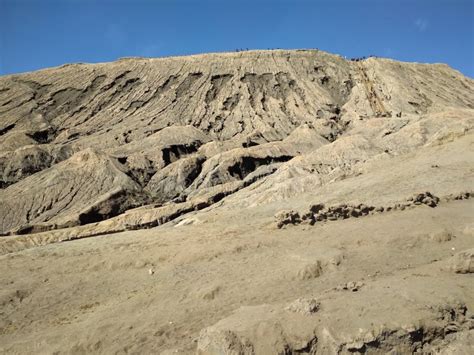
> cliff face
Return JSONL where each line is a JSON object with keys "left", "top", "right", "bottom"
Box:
{"left": 0, "top": 50, "right": 473, "bottom": 235}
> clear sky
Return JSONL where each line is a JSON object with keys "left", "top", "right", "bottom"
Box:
{"left": 1, "top": 0, "right": 473, "bottom": 77}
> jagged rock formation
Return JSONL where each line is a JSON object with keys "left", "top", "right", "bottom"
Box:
{"left": 0, "top": 50, "right": 473, "bottom": 354}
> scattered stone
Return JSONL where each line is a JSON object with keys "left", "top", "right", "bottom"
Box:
{"left": 430, "top": 230, "right": 455, "bottom": 243}
{"left": 276, "top": 191, "right": 461, "bottom": 229}
{"left": 453, "top": 191, "right": 471, "bottom": 200}
{"left": 442, "top": 191, "right": 472, "bottom": 202}
{"left": 285, "top": 298, "right": 320, "bottom": 315}
{"left": 336, "top": 281, "right": 365, "bottom": 292}
{"left": 308, "top": 203, "right": 377, "bottom": 224}
{"left": 350, "top": 208, "right": 361, "bottom": 217}
{"left": 300, "top": 212, "right": 315, "bottom": 225}
{"left": 297, "top": 261, "right": 323, "bottom": 280}
{"left": 409, "top": 192, "right": 440, "bottom": 208}
{"left": 449, "top": 249, "right": 474, "bottom": 274}
{"left": 309, "top": 203, "right": 325, "bottom": 214}
{"left": 275, "top": 210, "right": 301, "bottom": 229}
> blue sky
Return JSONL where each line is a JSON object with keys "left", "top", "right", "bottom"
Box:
{"left": 1, "top": 0, "right": 473, "bottom": 77}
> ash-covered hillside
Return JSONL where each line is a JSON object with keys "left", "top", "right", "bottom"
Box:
{"left": 1, "top": 50, "right": 474, "bottom": 354}
{"left": 1, "top": 50, "right": 472, "bottom": 236}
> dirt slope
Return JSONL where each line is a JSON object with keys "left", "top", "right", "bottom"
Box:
{"left": 0, "top": 50, "right": 473, "bottom": 354}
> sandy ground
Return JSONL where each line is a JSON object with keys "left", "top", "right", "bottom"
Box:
{"left": 1, "top": 170, "right": 473, "bottom": 353}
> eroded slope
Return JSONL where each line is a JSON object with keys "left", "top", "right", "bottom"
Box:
{"left": 0, "top": 50, "right": 474, "bottom": 354}
{"left": 1, "top": 50, "right": 473, "bottom": 236}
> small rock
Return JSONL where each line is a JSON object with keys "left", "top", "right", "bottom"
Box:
{"left": 301, "top": 212, "right": 315, "bottom": 225}
{"left": 148, "top": 268, "right": 155, "bottom": 275}
{"left": 430, "top": 230, "right": 454, "bottom": 243}
{"left": 358, "top": 204, "right": 371, "bottom": 214}
{"left": 286, "top": 298, "right": 320, "bottom": 315}
{"left": 275, "top": 210, "right": 301, "bottom": 228}
{"left": 309, "top": 203, "right": 325, "bottom": 214}
{"left": 350, "top": 209, "right": 360, "bottom": 217}
{"left": 336, "top": 281, "right": 365, "bottom": 292}
{"left": 454, "top": 191, "right": 472, "bottom": 200}
{"left": 411, "top": 191, "right": 440, "bottom": 208}
{"left": 449, "top": 249, "right": 474, "bottom": 273}
{"left": 297, "top": 261, "right": 323, "bottom": 280}
{"left": 315, "top": 214, "right": 327, "bottom": 222}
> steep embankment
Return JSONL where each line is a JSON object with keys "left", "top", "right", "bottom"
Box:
{"left": 0, "top": 50, "right": 473, "bottom": 236}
